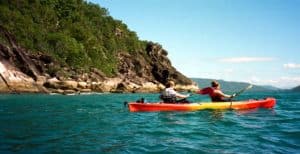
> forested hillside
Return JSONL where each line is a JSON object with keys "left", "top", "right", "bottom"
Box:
{"left": 0, "top": 0, "right": 195, "bottom": 93}
{"left": 0, "top": 0, "right": 146, "bottom": 75}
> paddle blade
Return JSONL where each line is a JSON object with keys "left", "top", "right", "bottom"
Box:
{"left": 247, "top": 84, "right": 253, "bottom": 89}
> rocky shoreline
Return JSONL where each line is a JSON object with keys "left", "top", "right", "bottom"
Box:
{"left": 0, "top": 67, "right": 198, "bottom": 94}
{"left": 0, "top": 60, "right": 198, "bottom": 94}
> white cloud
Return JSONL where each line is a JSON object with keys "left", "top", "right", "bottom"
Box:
{"left": 247, "top": 76, "right": 300, "bottom": 89}
{"left": 283, "top": 63, "right": 300, "bottom": 69}
{"left": 249, "top": 76, "right": 261, "bottom": 83}
{"left": 219, "top": 57, "right": 275, "bottom": 63}
{"left": 266, "top": 79, "right": 279, "bottom": 84}
{"left": 279, "top": 76, "right": 300, "bottom": 82}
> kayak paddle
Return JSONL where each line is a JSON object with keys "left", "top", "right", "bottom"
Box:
{"left": 231, "top": 84, "right": 253, "bottom": 99}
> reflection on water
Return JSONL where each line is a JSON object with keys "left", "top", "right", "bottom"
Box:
{"left": 210, "top": 110, "right": 224, "bottom": 120}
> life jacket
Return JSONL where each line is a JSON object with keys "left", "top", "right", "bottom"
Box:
{"left": 198, "top": 87, "right": 225, "bottom": 102}
{"left": 160, "top": 88, "right": 177, "bottom": 103}
{"left": 160, "top": 95, "right": 176, "bottom": 103}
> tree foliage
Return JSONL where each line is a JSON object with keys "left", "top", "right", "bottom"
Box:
{"left": 0, "top": 0, "right": 146, "bottom": 76}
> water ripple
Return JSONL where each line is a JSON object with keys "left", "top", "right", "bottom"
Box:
{"left": 0, "top": 92, "right": 299, "bottom": 153}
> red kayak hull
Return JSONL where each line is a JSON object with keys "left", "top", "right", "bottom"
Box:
{"left": 128, "top": 97, "right": 276, "bottom": 112}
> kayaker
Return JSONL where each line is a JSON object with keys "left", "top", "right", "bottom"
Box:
{"left": 160, "top": 80, "right": 190, "bottom": 103}
{"left": 196, "top": 80, "right": 235, "bottom": 102}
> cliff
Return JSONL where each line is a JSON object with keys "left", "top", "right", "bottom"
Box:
{"left": 0, "top": 26, "right": 196, "bottom": 94}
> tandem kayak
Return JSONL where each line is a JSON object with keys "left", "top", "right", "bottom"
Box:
{"left": 128, "top": 97, "right": 276, "bottom": 112}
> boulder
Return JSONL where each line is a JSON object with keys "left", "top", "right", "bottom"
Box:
{"left": 44, "top": 77, "right": 60, "bottom": 89}
{"left": 0, "top": 61, "right": 40, "bottom": 93}
{"left": 114, "top": 81, "right": 142, "bottom": 93}
{"left": 78, "top": 81, "right": 87, "bottom": 89}
{"left": 136, "top": 82, "right": 160, "bottom": 93}
{"left": 36, "top": 75, "right": 47, "bottom": 86}
{"left": 60, "top": 80, "right": 78, "bottom": 90}
{"left": 102, "top": 78, "right": 122, "bottom": 92}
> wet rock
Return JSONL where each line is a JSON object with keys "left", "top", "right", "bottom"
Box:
{"left": 63, "top": 89, "right": 77, "bottom": 95}
{"left": 79, "top": 88, "right": 92, "bottom": 93}
{"left": 50, "top": 89, "right": 64, "bottom": 94}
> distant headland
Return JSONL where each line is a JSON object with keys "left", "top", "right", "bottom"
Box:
{"left": 291, "top": 85, "right": 300, "bottom": 92}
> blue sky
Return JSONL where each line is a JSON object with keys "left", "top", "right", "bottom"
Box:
{"left": 89, "top": 0, "right": 300, "bottom": 88}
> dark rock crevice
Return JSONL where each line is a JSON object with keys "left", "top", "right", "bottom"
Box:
{"left": 0, "top": 26, "right": 41, "bottom": 80}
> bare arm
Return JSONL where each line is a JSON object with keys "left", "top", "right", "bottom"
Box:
{"left": 167, "top": 88, "right": 189, "bottom": 99}
{"left": 215, "top": 90, "right": 232, "bottom": 98}
{"left": 175, "top": 92, "right": 189, "bottom": 98}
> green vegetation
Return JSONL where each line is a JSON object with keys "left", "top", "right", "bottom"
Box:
{"left": 0, "top": 0, "right": 147, "bottom": 76}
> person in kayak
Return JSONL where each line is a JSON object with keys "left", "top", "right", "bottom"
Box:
{"left": 160, "top": 80, "right": 190, "bottom": 103}
{"left": 196, "top": 80, "right": 235, "bottom": 102}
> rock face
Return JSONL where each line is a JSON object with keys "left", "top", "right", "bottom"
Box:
{"left": 117, "top": 43, "right": 193, "bottom": 85}
{"left": 0, "top": 61, "right": 40, "bottom": 93}
{"left": 0, "top": 26, "right": 197, "bottom": 94}
{"left": 0, "top": 26, "right": 46, "bottom": 93}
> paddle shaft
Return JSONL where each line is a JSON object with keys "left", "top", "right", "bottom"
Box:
{"left": 232, "top": 84, "right": 253, "bottom": 98}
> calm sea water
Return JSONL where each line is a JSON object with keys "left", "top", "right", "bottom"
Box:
{"left": 0, "top": 91, "right": 299, "bottom": 153}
